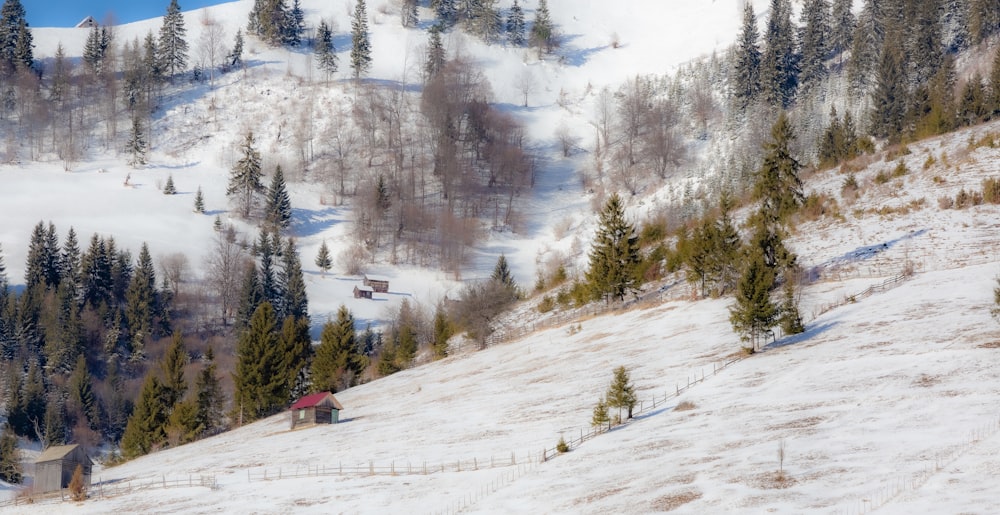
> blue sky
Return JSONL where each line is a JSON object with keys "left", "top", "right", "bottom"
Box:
{"left": 23, "top": 0, "right": 228, "bottom": 28}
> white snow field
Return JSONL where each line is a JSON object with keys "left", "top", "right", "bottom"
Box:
{"left": 1, "top": 0, "right": 1000, "bottom": 513}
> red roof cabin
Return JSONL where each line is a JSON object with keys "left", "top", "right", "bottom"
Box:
{"left": 290, "top": 392, "right": 344, "bottom": 429}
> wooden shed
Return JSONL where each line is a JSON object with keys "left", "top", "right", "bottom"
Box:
{"left": 363, "top": 274, "right": 389, "bottom": 293}
{"left": 353, "top": 285, "right": 374, "bottom": 299}
{"left": 290, "top": 392, "right": 344, "bottom": 429}
{"left": 34, "top": 444, "right": 92, "bottom": 494}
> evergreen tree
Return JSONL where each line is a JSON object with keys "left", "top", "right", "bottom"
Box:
{"left": 61, "top": 227, "right": 81, "bottom": 288}
{"left": 227, "top": 28, "right": 244, "bottom": 70}
{"left": 491, "top": 253, "right": 517, "bottom": 292}
{"left": 125, "top": 243, "right": 158, "bottom": 361}
{"left": 163, "top": 174, "right": 177, "bottom": 195}
{"left": 732, "top": 2, "right": 761, "bottom": 109}
{"left": 43, "top": 222, "right": 61, "bottom": 288}
{"left": 231, "top": 302, "right": 287, "bottom": 424}
{"left": 848, "top": 0, "right": 890, "bottom": 92}
{"left": 255, "top": 230, "right": 280, "bottom": 309}
{"left": 235, "top": 262, "right": 263, "bottom": 332}
{"left": 120, "top": 373, "right": 167, "bottom": 458}
{"left": 401, "top": 0, "right": 419, "bottom": 28}
{"left": 42, "top": 392, "right": 65, "bottom": 447}
{"left": 753, "top": 112, "right": 804, "bottom": 226}
{"left": 350, "top": 0, "right": 372, "bottom": 78}
{"left": 958, "top": 71, "right": 988, "bottom": 126}
{"left": 265, "top": 166, "right": 292, "bottom": 230}
{"left": 126, "top": 115, "right": 148, "bottom": 168}
{"left": 432, "top": 302, "right": 452, "bottom": 358}
{"left": 868, "top": 32, "right": 907, "bottom": 140}
{"left": 157, "top": 0, "right": 189, "bottom": 77}
{"left": 160, "top": 332, "right": 188, "bottom": 409}
{"left": 590, "top": 396, "right": 609, "bottom": 429}
{"left": 194, "top": 186, "right": 205, "bottom": 213}
{"left": 23, "top": 221, "right": 47, "bottom": 290}
{"left": 66, "top": 356, "right": 99, "bottom": 431}
{"left": 585, "top": 193, "right": 640, "bottom": 302}
{"left": 165, "top": 397, "right": 201, "bottom": 444}
{"left": 314, "top": 20, "right": 338, "bottom": 78}
{"left": 0, "top": 0, "right": 31, "bottom": 76}
{"left": 43, "top": 280, "right": 83, "bottom": 373}
{"left": 506, "top": 0, "right": 525, "bottom": 46}
{"left": 529, "top": 0, "right": 554, "bottom": 56}
{"left": 605, "top": 365, "right": 637, "bottom": 421}
{"left": 969, "top": 0, "right": 1000, "bottom": 44}
{"left": 311, "top": 305, "right": 360, "bottom": 392}
{"left": 425, "top": 24, "right": 446, "bottom": 79}
{"left": 394, "top": 300, "right": 418, "bottom": 367}
{"left": 778, "top": 274, "right": 805, "bottom": 335}
{"left": 760, "top": 0, "right": 798, "bottom": 107}
{"left": 0, "top": 424, "right": 21, "bottom": 484}
{"left": 798, "top": 0, "right": 830, "bottom": 94}
{"left": 908, "top": 0, "right": 945, "bottom": 87}
{"left": 729, "top": 245, "right": 778, "bottom": 351}
{"left": 194, "top": 345, "right": 224, "bottom": 436}
{"left": 283, "top": 0, "right": 304, "bottom": 46}
{"left": 83, "top": 25, "right": 109, "bottom": 75}
{"left": 280, "top": 237, "right": 308, "bottom": 321}
{"left": 227, "top": 131, "right": 264, "bottom": 219}
{"left": 829, "top": 0, "right": 855, "bottom": 60}
{"left": 315, "top": 240, "right": 333, "bottom": 276}
{"left": 102, "top": 361, "right": 132, "bottom": 443}
{"left": 436, "top": 0, "right": 457, "bottom": 27}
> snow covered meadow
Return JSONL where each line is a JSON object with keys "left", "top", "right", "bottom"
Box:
{"left": 1, "top": 0, "right": 1000, "bottom": 512}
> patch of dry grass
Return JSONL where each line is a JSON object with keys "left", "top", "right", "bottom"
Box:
{"left": 674, "top": 401, "right": 696, "bottom": 411}
{"left": 650, "top": 490, "right": 702, "bottom": 511}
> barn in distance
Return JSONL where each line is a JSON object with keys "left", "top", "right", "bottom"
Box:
{"left": 290, "top": 392, "right": 344, "bottom": 429}
{"left": 34, "top": 444, "right": 93, "bottom": 494}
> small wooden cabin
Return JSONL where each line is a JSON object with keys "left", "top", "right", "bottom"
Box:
{"left": 34, "top": 444, "right": 93, "bottom": 494}
{"left": 363, "top": 274, "right": 389, "bottom": 293}
{"left": 353, "top": 285, "right": 374, "bottom": 299}
{"left": 290, "top": 392, "right": 344, "bottom": 429}
{"left": 76, "top": 16, "right": 97, "bottom": 28}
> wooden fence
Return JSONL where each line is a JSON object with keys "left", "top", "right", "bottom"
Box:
{"left": 0, "top": 475, "right": 217, "bottom": 507}
{"left": 812, "top": 272, "right": 911, "bottom": 320}
{"left": 246, "top": 454, "right": 533, "bottom": 482}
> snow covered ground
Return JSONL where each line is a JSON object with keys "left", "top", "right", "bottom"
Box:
{"left": 2, "top": 0, "right": 1000, "bottom": 513}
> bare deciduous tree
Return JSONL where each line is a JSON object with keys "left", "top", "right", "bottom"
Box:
{"left": 204, "top": 230, "right": 248, "bottom": 326}
{"left": 198, "top": 12, "right": 227, "bottom": 87}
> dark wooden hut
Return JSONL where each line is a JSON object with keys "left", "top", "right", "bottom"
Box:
{"left": 363, "top": 274, "right": 389, "bottom": 293}
{"left": 34, "top": 444, "right": 92, "bottom": 494}
{"left": 290, "top": 392, "right": 344, "bottom": 429}
{"left": 353, "top": 285, "right": 374, "bottom": 299}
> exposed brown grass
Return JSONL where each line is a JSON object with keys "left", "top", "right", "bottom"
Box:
{"left": 651, "top": 490, "right": 702, "bottom": 511}
{"left": 674, "top": 401, "right": 696, "bottom": 411}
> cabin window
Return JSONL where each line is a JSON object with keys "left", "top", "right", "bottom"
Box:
{"left": 299, "top": 409, "right": 306, "bottom": 420}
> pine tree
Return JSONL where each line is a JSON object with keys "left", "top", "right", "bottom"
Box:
{"left": 157, "top": 0, "right": 189, "bottom": 77}
{"left": 401, "top": 0, "right": 419, "bottom": 28}
{"left": 729, "top": 244, "right": 778, "bottom": 352}
{"left": 227, "top": 131, "right": 264, "bottom": 219}
{"left": 66, "top": 355, "right": 99, "bottom": 431}
{"left": 160, "top": 332, "right": 188, "bottom": 409}
{"left": 194, "top": 186, "right": 205, "bottom": 213}
{"left": 227, "top": 29, "right": 244, "bottom": 70}
{"left": 425, "top": 24, "right": 446, "bottom": 79}
{"left": 350, "top": 0, "right": 372, "bottom": 78}
{"left": 194, "top": 345, "right": 223, "bottom": 436}
{"left": 605, "top": 365, "right": 637, "bottom": 421}
{"left": 125, "top": 243, "right": 158, "bottom": 361}
{"left": 732, "top": 2, "right": 761, "bottom": 109}
{"left": 315, "top": 240, "right": 333, "bottom": 276}
{"left": 529, "top": 0, "right": 554, "bottom": 56}
{"left": 283, "top": 0, "right": 304, "bottom": 46}
{"left": 869, "top": 32, "right": 907, "bottom": 140}
{"left": 165, "top": 397, "right": 201, "bottom": 445}
{"left": 585, "top": 193, "right": 640, "bottom": 302}
{"left": 908, "top": 0, "right": 945, "bottom": 87}
{"left": 436, "top": 0, "right": 456, "bottom": 27}
{"left": 120, "top": 373, "right": 168, "bottom": 458}
{"left": 256, "top": 230, "right": 280, "bottom": 309}
{"left": 506, "top": 0, "right": 525, "bottom": 46}
{"left": 0, "top": 424, "right": 22, "bottom": 484}
{"left": 394, "top": 300, "right": 418, "bottom": 367}
{"left": 778, "top": 274, "right": 805, "bottom": 335}
{"left": 590, "top": 396, "right": 610, "bottom": 429}
{"left": 829, "top": 0, "right": 855, "bottom": 60}
{"left": 432, "top": 302, "right": 452, "bottom": 358}
{"left": 760, "top": 0, "right": 798, "bottom": 107}
{"left": 0, "top": 0, "right": 31, "bottom": 76}
{"left": 280, "top": 237, "right": 308, "bottom": 321}
{"left": 311, "top": 305, "right": 359, "bottom": 392}
{"left": 314, "top": 20, "right": 338, "bottom": 78}
{"left": 43, "top": 280, "right": 83, "bottom": 373}
{"left": 83, "top": 25, "right": 107, "bottom": 75}
{"left": 42, "top": 392, "right": 66, "bottom": 447}
{"left": 278, "top": 314, "right": 312, "bottom": 400}
{"left": 43, "top": 222, "right": 61, "bottom": 288}
{"left": 753, "top": 112, "right": 804, "bottom": 226}
{"left": 798, "top": 0, "right": 830, "bottom": 94}
{"left": 265, "top": 166, "right": 292, "bottom": 230}
{"left": 231, "top": 302, "right": 287, "bottom": 424}
{"left": 163, "top": 174, "right": 177, "bottom": 195}
{"left": 61, "top": 227, "right": 81, "bottom": 287}
{"left": 235, "top": 262, "right": 263, "bottom": 332}
{"left": 126, "top": 115, "right": 148, "bottom": 168}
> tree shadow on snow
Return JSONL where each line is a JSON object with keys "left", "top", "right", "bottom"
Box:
{"left": 557, "top": 34, "right": 608, "bottom": 67}
{"left": 292, "top": 206, "right": 342, "bottom": 237}
{"left": 762, "top": 321, "right": 838, "bottom": 351}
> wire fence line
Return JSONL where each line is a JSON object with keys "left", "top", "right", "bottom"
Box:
{"left": 245, "top": 453, "right": 537, "bottom": 482}
{"left": 0, "top": 474, "right": 218, "bottom": 508}
{"left": 434, "top": 459, "right": 539, "bottom": 515}
{"left": 837, "top": 415, "right": 1000, "bottom": 515}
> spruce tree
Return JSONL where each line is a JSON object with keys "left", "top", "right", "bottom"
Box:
{"left": 315, "top": 240, "right": 333, "bottom": 276}
{"left": 66, "top": 355, "right": 99, "bottom": 431}
{"left": 590, "top": 396, "right": 610, "bottom": 429}
{"left": 278, "top": 314, "right": 312, "bottom": 400}
{"left": 585, "top": 193, "right": 640, "bottom": 302}
{"left": 0, "top": 423, "right": 21, "bottom": 484}
{"left": 798, "top": 0, "right": 830, "bottom": 94}
{"left": 194, "top": 186, "right": 205, "bottom": 213}
{"left": 126, "top": 115, "right": 148, "bottom": 168}
{"left": 0, "top": 0, "right": 31, "bottom": 76}
{"left": 227, "top": 131, "right": 264, "bottom": 219}
{"left": 506, "top": 0, "right": 525, "bottom": 46}
{"left": 311, "top": 305, "right": 359, "bottom": 392}
{"left": 125, "top": 243, "right": 158, "bottom": 361}
{"left": 605, "top": 365, "right": 637, "bottom": 421}
{"left": 235, "top": 262, "right": 263, "bottom": 332}
{"left": 760, "top": 0, "right": 798, "bottom": 107}
{"left": 732, "top": 2, "right": 761, "bottom": 109}
{"left": 432, "top": 302, "right": 452, "bottom": 358}
{"left": 436, "top": 0, "right": 457, "bottom": 27}
{"left": 166, "top": 397, "right": 201, "bottom": 445}
{"left": 120, "top": 373, "right": 168, "bottom": 458}
{"left": 350, "top": 0, "right": 372, "bottom": 78}
{"left": 160, "top": 332, "right": 188, "bottom": 409}
{"left": 425, "top": 24, "right": 446, "bottom": 79}
{"left": 232, "top": 302, "right": 287, "bottom": 423}
{"left": 284, "top": 0, "right": 304, "bottom": 46}
{"left": 227, "top": 29, "right": 244, "bottom": 70}
{"left": 729, "top": 245, "right": 778, "bottom": 352}
{"left": 401, "top": 0, "right": 419, "bottom": 28}
{"left": 829, "top": 0, "right": 855, "bottom": 60}
{"left": 491, "top": 254, "right": 517, "bottom": 293}
{"left": 265, "top": 166, "right": 292, "bottom": 230}
{"left": 868, "top": 32, "right": 907, "bottom": 140}
{"left": 280, "top": 237, "right": 308, "bottom": 321}
{"left": 753, "top": 112, "right": 804, "bottom": 226}
{"left": 394, "top": 300, "right": 418, "bottom": 367}
{"left": 163, "top": 174, "right": 177, "bottom": 195}
{"left": 61, "top": 227, "right": 81, "bottom": 287}
{"left": 157, "top": 0, "right": 189, "bottom": 77}
{"left": 778, "top": 274, "right": 805, "bottom": 335}
{"left": 529, "top": 0, "right": 554, "bottom": 56}
{"left": 42, "top": 392, "right": 66, "bottom": 446}
{"left": 194, "top": 345, "right": 223, "bottom": 436}
{"left": 314, "top": 20, "right": 338, "bottom": 78}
